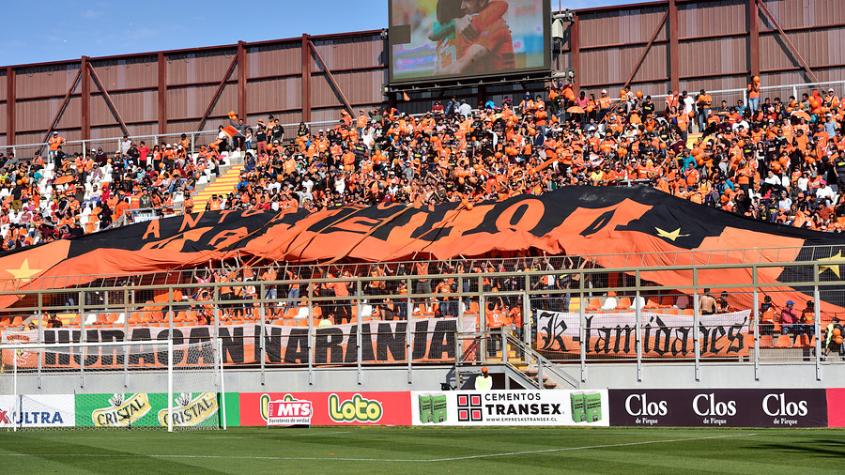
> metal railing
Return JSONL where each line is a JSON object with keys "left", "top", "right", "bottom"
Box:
{"left": 6, "top": 78, "right": 842, "bottom": 159}
{"left": 4, "top": 243, "right": 837, "bottom": 292}
{"left": 0, "top": 258, "right": 842, "bottom": 386}
{"left": 0, "top": 119, "right": 342, "bottom": 159}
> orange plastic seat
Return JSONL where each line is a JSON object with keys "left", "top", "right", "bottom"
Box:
{"left": 616, "top": 297, "right": 632, "bottom": 310}
{"left": 586, "top": 297, "right": 601, "bottom": 311}
{"left": 775, "top": 334, "right": 794, "bottom": 348}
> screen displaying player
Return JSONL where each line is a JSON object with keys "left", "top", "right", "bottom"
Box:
{"left": 389, "top": 0, "right": 550, "bottom": 83}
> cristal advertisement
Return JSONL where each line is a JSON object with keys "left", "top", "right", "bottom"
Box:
{"left": 75, "top": 393, "right": 239, "bottom": 428}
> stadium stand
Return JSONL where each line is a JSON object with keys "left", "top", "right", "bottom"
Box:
{"left": 0, "top": 79, "right": 843, "bottom": 361}
{"left": 2, "top": 79, "right": 844, "bottom": 254}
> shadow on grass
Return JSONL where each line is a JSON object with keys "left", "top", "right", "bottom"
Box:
{"left": 2, "top": 431, "right": 230, "bottom": 475}
{"left": 752, "top": 439, "right": 845, "bottom": 459}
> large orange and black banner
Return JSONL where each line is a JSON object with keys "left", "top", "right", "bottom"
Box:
{"left": 1, "top": 186, "right": 844, "bottom": 311}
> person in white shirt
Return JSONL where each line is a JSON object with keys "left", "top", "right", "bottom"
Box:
{"left": 778, "top": 193, "right": 792, "bottom": 211}
{"left": 458, "top": 100, "right": 472, "bottom": 117}
{"left": 764, "top": 171, "right": 781, "bottom": 187}
{"left": 629, "top": 295, "right": 646, "bottom": 310}
{"left": 796, "top": 175, "right": 809, "bottom": 193}
{"left": 601, "top": 292, "right": 619, "bottom": 311}
{"left": 474, "top": 366, "right": 493, "bottom": 391}
{"left": 816, "top": 181, "right": 835, "bottom": 202}
{"left": 681, "top": 91, "right": 695, "bottom": 116}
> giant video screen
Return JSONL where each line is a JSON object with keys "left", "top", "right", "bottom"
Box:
{"left": 389, "top": 0, "right": 551, "bottom": 84}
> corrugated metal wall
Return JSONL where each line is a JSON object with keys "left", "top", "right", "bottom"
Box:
{"left": 563, "top": 0, "right": 845, "bottom": 100}
{"left": 2, "top": 31, "right": 386, "bottom": 147}
{"left": 3, "top": 0, "right": 845, "bottom": 148}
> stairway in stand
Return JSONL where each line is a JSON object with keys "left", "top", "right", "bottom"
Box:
{"left": 192, "top": 153, "right": 244, "bottom": 211}
{"left": 451, "top": 333, "right": 580, "bottom": 390}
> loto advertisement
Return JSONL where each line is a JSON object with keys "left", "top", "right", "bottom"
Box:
{"left": 239, "top": 392, "right": 412, "bottom": 426}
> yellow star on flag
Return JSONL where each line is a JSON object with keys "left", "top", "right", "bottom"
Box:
{"left": 654, "top": 227, "right": 689, "bottom": 242}
{"left": 7, "top": 258, "right": 42, "bottom": 281}
{"left": 818, "top": 251, "right": 844, "bottom": 278}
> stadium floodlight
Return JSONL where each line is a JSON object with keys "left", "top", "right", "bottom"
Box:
{"left": 0, "top": 339, "right": 226, "bottom": 432}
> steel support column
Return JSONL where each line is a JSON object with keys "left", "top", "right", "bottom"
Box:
{"left": 668, "top": 0, "right": 680, "bottom": 92}
{"left": 157, "top": 52, "right": 167, "bottom": 135}
{"left": 571, "top": 15, "right": 580, "bottom": 94}
{"left": 5, "top": 67, "right": 15, "bottom": 146}
{"left": 623, "top": 11, "right": 668, "bottom": 90}
{"left": 693, "top": 268, "right": 701, "bottom": 382}
{"left": 88, "top": 63, "right": 129, "bottom": 136}
{"left": 197, "top": 54, "right": 238, "bottom": 132}
{"left": 757, "top": 0, "right": 819, "bottom": 83}
{"left": 752, "top": 266, "right": 760, "bottom": 380}
{"left": 37, "top": 68, "right": 82, "bottom": 156}
{"left": 748, "top": 0, "right": 760, "bottom": 77}
{"left": 81, "top": 56, "right": 91, "bottom": 141}
{"left": 237, "top": 41, "right": 247, "bottom": 120}
{"left": 301, "top": 34, "right": 312, "bottom": 123}
{"left": 308, "top": 39, "right": 354, "bottom": 116}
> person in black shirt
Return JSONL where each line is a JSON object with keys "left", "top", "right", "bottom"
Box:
{"left": 641, "top": 95, "right": 655, "bottom": 116}
{"left": 271, "top": 119, "right": 285, "bottom": 143}
{"left": 255, "top": 120, "right": 268, "bottom": 153}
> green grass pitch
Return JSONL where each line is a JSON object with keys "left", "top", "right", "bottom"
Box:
{"left": 1, "top": 427, "right": 843, "bottom": 474}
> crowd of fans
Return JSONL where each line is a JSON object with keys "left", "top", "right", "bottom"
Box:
{"left": 0, "top": 133, "right": 224, "bottom": 250}
{"left": 2, "top": 76, "right": 845, "bottom": 253}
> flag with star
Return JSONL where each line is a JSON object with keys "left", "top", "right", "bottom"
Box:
{"left": 0, "top": 187, "right": 843, "bottom": 315}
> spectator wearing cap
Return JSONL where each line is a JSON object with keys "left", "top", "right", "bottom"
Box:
{"left": 474, "top": 366, "right": 493, "bottom": 391}
{"left": 780, "top": 300, "right": 799, "bottom": 338}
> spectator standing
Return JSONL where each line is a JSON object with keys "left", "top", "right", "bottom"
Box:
{"left": 699, "top": 288, "right": 717, "bottom": 315}
{"left": 474, "top": 366, "right": 493, "bottom": 391}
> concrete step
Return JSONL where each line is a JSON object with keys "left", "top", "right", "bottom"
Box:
{"left": 193, "top": 164, "right": 244, "bottom": 209}
{"left": 757, "top": 347, "right": 814, "bottom": 362}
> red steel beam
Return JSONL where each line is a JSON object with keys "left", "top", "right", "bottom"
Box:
{"left": 81, "top": 56, "right": 90, "bottom": 140}
{"left": 36, "top": 68, "right": 81, "bottom": 156}
{"left": 5, "top": 67, "right": 14, "bottom": 146}
{"left": 668, "top": 0, "right": 680, "bottom": 92}
{"left": 158, "top": 52, "right": 167, "bottom": 134}
{"left": 623, "top": 10, "right": 668, "bottom": 90}
{"left": 307, "top": 39, "right": 354, "bottom": 116}
{"left": 571, "top": 15, "right": 580, "bottom": 94}
{"left": 0, "top": 29, "right": 384, "bottom": 71}
{"left": 301, "top": 34, "right": 311, "bottom": 123}
{"left": 756, "top": 0, "right": 819, "bottom": 83}
{"left": 87, "top": 63, "right": 129, "bottom": 136}
{"left": 197, "top": 53, "right": 238, "bottom": 132}
{"left": 748, "top": 0, "right": 760, "bottom": 77}
{"left": 237, "top": 41, "right": 247, "bottom": 120}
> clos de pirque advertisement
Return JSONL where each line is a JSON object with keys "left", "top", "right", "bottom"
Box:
{"left": 609, "top": 389, "right": 828, "bottom": 427}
